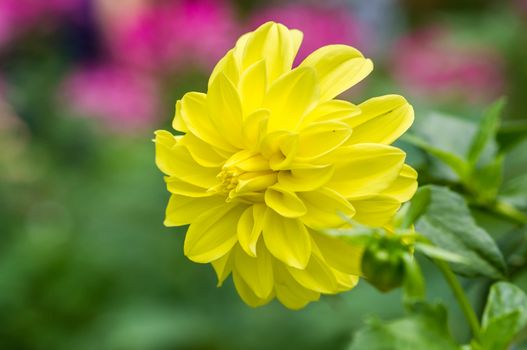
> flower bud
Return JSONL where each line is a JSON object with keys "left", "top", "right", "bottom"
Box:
{"left": 361, "top": 238, "right": 407, "bottom": 293}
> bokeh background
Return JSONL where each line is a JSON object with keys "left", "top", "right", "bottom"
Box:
{"left": 1, "top": 0, "right": 526, "bottom": 349}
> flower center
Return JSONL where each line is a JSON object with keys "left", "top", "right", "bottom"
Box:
{"left": 211, "top": 150, "right": 277, "bottom": 203}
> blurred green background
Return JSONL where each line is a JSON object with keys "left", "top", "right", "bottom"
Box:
{"left": 1, "top": 0, "right": 526, "bottom": 349}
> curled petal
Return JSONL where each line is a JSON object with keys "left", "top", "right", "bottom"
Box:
{"left": 346, "top": 95, "right": 414, "bottom": 145}
{"left": 296, "top": 121, "right": 352, "bottom": 160}
{"left": 301, "top": 99, "right": 360, "bottom": 126}
{"left": 239, "top": 60, "right": 267, "bottom": 116}
{"left": 381, "top": 164, "right": 418, "bottom": 202}
{"left": 178, "top": 132, "right": 227, "bottom": 168}
{"left": 274, "top": 262, "right": 320, "bottom": 310}
{"left": 260, "top": 131, "right": 299, "bottom": 170}
{"left": 209, "top": 49, "right": 240, "bottom": 88}
{"left": 349, "top": 195, "right": 402, "bottom": 226}
{"left": 299, "top": 44, "right": 373, "bottom": 101}
{"left": 265, "top": 186, "right": 307, "bottom": 218}
{"left": 233, "top": 269, "right": 275, "bottom": 307}
{"left": 242, "top": 109, "right": 269, "bottom": 150}
{"left": 172, "top": 100, "right": 188, "bottom": 133}
{"left": 299, "top": 187, "right": 356, "bottom": 229}
{"left": 239, "top": 22, "right": 299, "bottom": 82}
{"left": 211, "top": 250, "right": 233, "bottom": 287}
{"left": 277, "top": 165, "right": 334, "bottom": 192}
{"left": 165, "top": 177, "right": 216, "bottom": 198}
{"left": 184, "top": 204, "right": 246, "bottom": 263}
{"left": 237, "top": 204, "right": 266, "bottom": 257}
{"left": 264, "top": 67, "right": 319, "bottom": 132}
{"left": 311, "top": 230, "right": 363, "bottom": 275}
{"left": 287, "top": 251, "right": 340, "bottom": 294}
{"left": 288, "top": 243, "right": 359, "bottom": 294}
{"left": 179, "top": 92, "right": 236, "bottom": 152}
{"left": 325, "top": 144, "right": 405, "bottom": 198}
{"left": 233, "top": 243, "right": 274, "bottom": 299}
{"left": 154, "top": 130, "right": 218, "bottom": 188}
{"left": 207, "top": 73, "right": 244, "bottom": 149}
{"left": 165, "top": 194, "right": 225, "bottom": 227}
{"left": 263, "top": 209, "right": 311, "bottom": 269}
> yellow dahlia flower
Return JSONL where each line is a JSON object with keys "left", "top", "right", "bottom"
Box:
{"left": 155, "top": 22, "right": 417, "bottom": 309}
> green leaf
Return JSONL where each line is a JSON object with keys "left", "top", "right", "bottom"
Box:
{"left": 496, "top": 119, "right": 527, "bottom": 153}
{"left": 402, "top": 134, "right": 469, "bottom": 180}
{"left": 413, "top": 112, "right": 476, "bottom": 157}
{"left": 467, "top": 98, "right": 505, "bottom": 166}
{"left": 349, "top": 302, "right": 460, "bottom": 350}
{"left": 499, "top": 173, "right": 527, "bottom": 209}
{"left": 401, "top": 189, "right": 431, "bottom": 229}
{"left": 414, "top": 243, "right": 470, "bottom": 264}
{"left": 415, "top": 186, "right": 506, "bottom": 279}
{"left": 480, "top": 282, "right": 527, "bottom": 350}
{"left": 469, "top": 155, "right": 504, "bottom": 203}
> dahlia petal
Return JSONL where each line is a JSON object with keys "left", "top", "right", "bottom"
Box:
{"left": 240, "top": 22, "right": 297, "bottom": 82}
{"left": 311, "top": 230, "right": 362, "bottom": 275}
{"left": 332, "top": 268, "right": 359, "bottom": 291}
{"left": 296, "top": 121, "right": 352, "bottom": 160}
{"left": 184, "top": 204, "right": 246, "bottom": 263}
{"left": 346, "top": 95, "right": 414, "bottom": 145}
{"left": 234, "top": 243, "right": 274, "bottom": 299}
{"left": 154, "top": 130, "right": 177, "bottom": 169}
{"left": 326, "top": 144, "right": 405, "bottom": 198}
{"left": 237, "top": 204, "right": 265, "bottom": 257}
{"left": 349, "top": 195, "right": 402, "bottom": 226}
{"left": 242, "top": 109, "right": 269, "bottom": 150}
{"left": 179, "top": 92, "right": 236, "bottom": 152}
{"left": 264, "top": 67, "right": 319, "bottom": 132}
{"left": 233, "top": 270, "right": 274, "bottom": 307}
{"left": 172, "top": 100, "right": 188, "bottom": 132}
{"left": 237, "top": 172, "right": 277, "bottom": 194}
{"left": 165, "top": 177, "right": 216, "bottom": 198}
{"left": 239, "top": 60, "right": 267, "bottom": 116}
{"left": 287, "top": 252, "right": 340, "bottom": 294}
{"left": 211, "top": 250, "right": 232, "bottom": 287}
{"left": 165, "top": 194, "right": 224, "bottom": 227}
{"left": 265, "top": 186, "right": 307, "bottom": 218}
{"left": 274, "top": 263, "right": 320, "bottom": 310}
{"left": 277, "top": 165, "right": 334, "bottom": 192}
{"left": 207, "top": 73, "right": 244, "bottom": 148}
{"left": 178, "top": 132, "right": 227, "bottom": 168}
{"left": 299, "top": 45, "right": 373, "bottom": 101}
{"left": 239, "top": 22, "right": 273, "bottom": 67}
{"left": 301, "top": 99, "right": 360, "bottom": 126}
{"left": 289, "top": 242, "right": 360, "bottom": 294}
{"left": 298, "top": 187, "right": 356, "bottom": 229}
{"left": 260, "top": 131, "right": 299, "bottom": 170}
{"left": 232, "top": 32, "right": 250, "bottom": 62}
{"left": 154, "top": 130, "right": 218, "bottom": 188}
{"left": 290, "top": 29, "right": 303, "bottom": 60}
{"left": 208, "top": 49, "right": 240, "bottom": 88}
{"left": 263, "top": 209, "right": 311, "bottom": 269}
{"left": 381, "top": 164, "right": 418, "bottom": 202}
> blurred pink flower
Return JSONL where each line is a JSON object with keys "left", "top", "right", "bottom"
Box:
{"left": 61, "top": 64, "right": 159, "bottom": 131}
{"left": 0, "top": 0, "right": 81, "bottom": 47}
{"left": 391, "top": 26, "right": 505, "bottom": 104}
{"left": 105, "top": 0, "right": 238, "bottom": 73}
{"left": 249, "top": 3, "right": 367, "bottom": 65}
{"left": 516, "top": 0, "right": 527, "bottom": 15}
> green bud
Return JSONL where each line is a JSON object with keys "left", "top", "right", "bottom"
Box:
{"left": 361, "top": 237, "right": 408, "bottom": 293}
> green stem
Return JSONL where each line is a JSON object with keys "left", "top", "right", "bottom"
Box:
{"left": 435, "top": 259, "right": 481, "bottom": 343}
